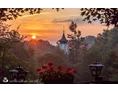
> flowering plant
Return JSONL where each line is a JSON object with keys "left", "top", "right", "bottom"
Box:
{"left": 36, "top": 62, "right": 76, "bottom": 84}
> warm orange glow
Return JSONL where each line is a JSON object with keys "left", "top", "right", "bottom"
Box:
{"left": 6, "top": 9, "right": 108, "bottom": 45}
{"left": 32, "top": 35, "right": 36, "bottom": 39}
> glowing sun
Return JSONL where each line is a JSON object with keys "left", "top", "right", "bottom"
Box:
{"left": 32, "top": 35, "right": 36, "bottom": 39}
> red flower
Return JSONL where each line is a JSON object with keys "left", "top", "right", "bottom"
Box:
{"left": 36, "top": 68, "right": 41, "bottom": 72}
{"left": 49, "top": 67, "right": 54, "bottom": 70}
{"left": 42, "top": 65, "right": 47, "bottom": 70}
{"left": 57, "top": 66, "right": 62, "bottom": 71}
{"left": 65, "top": 68, "right": 71, "bottom": 73}
{"left": 39, "top": 72, "right": 43, "bottom": 75}
{"left": 71, "top": 69, "right": 76, "bottom": 74}
{"left": 48, "top": 62, "right": 53, "bottom": 67}
{"left": 37, "top": 63, "right": 76, "bottom": 82}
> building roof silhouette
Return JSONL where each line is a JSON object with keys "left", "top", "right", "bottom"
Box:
{"left": 59, "top": 31, "right": 68, "bottom": 43}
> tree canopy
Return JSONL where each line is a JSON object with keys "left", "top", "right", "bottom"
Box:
{"left": 68, "top": 21, "right": 86, "bottom": 63}
{"left": 81, "top": 8, "right": 118, "bottom": 27}
{"left": 3, "top": 8, "right": 118, "bottom": 28}
{"left": 0, "top": 8, "right": 63, "bottom": 21}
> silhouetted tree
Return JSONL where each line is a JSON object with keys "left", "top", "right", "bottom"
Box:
{"left": 4, "top": 8, "right": 118, "bottom": 27}
{"left": 0, "top": 8, "right": 63, "bottom": 21}
{"left": 0, "top": 22, "right": 26, "bottom": 79}
{"left": 68, "top": 21, "right": 86, "bottom": 63}
{"left": 81, "top": 8, "right": 118, "bottom": 27}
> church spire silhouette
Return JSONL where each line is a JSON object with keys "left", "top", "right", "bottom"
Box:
{"left": 63, "top": 26, "right": 65, "bottom": 33}
{"left": 59, "top": 26, "right": 68, "bottom": 43}
{"left": 58, "top": 26, "right": 69, "bottom": 54}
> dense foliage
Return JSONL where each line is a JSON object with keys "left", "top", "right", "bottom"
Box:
{"left": 81, "top": 8, "right": 118, "bottom": 27}
{"left": 68, "top": 21, "right": 86, "bottom": 63}
{"left": 37, "top": 48, "right": 68, "bottom": 67}
{"left": 0, "top": 22, "right": 38, "bottom": 83}
{"left": 76, "top": 27, "right": 118, "bottom": 82}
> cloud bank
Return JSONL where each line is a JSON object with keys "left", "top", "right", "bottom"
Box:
{"left": 52, "top": 17, "right": 100, "bottom": 25}
{"left": 52, "top": 18, "right": 87, "bottom": 24}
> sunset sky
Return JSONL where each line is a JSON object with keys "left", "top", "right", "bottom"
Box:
{"left": 7, "top": 8, "right": 108, "bottom": 45}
